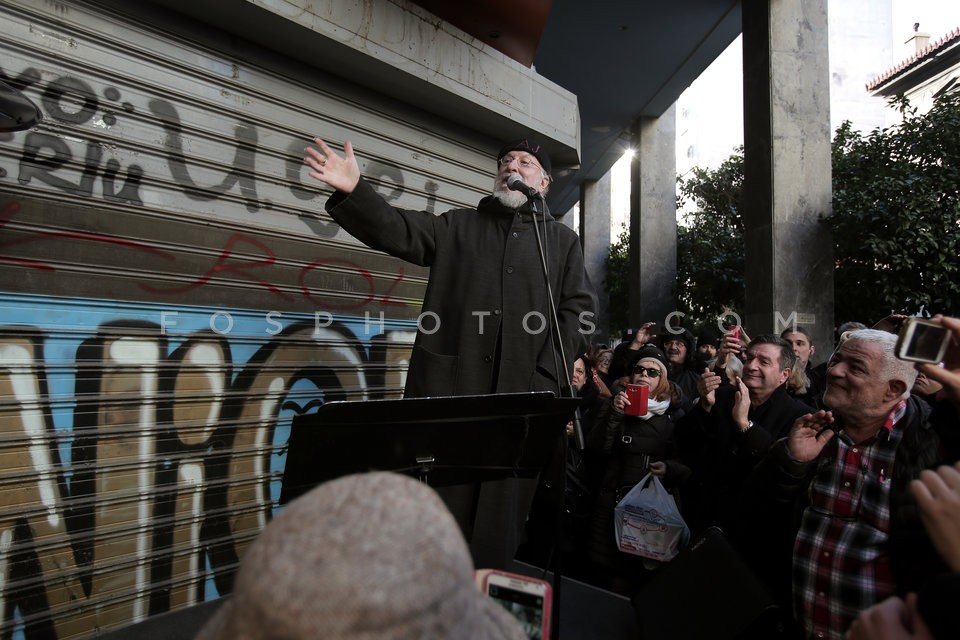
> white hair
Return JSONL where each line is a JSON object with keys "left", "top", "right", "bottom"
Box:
{"left": 724, "top": 354, "right": 743, "bottom": 385}
{"left": 843, "top": 329, "right": 917, "bottom": 398}
{"left": 491, "top": 170, "right": 550, "bottom": 209}
{"left": 491, "top": 188, "right": 527, "bottom": 209}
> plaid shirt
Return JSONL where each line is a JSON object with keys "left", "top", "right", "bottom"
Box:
{"left": 793, "top": 401, "right": 907, "bottom": 640}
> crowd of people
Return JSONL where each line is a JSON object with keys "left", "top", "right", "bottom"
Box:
{"left": 549, "top": 315, "right": 960, "bottom": 640}
{"left": 300, "top": 136, "right": 958, "bottom": 639}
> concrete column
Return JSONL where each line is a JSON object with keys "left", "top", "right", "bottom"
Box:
{"left": 741, "top": 0, "right": 834, "bottom": 358}
{"left": 581, "top": 176, "right": 612, "bottom": 345}
{"left": 629, "top": 106, "right": 678, "bottom": 329}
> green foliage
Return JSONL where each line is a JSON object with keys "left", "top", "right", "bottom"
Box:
{"left": 825, "top": 91, "right": 960, "bottom": 323}
{"left": 675, "top": 150, "right": 746, "bottom": 325}
{"left": 605, "top": 226, "right": 631, "bottom": 336}
{"left": 606, "top": 151, "right": 748, "bottom": 334}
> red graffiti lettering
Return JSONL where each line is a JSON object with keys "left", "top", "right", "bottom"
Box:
{"left": 377, "top": 265, "right": 407, "bottom": 307}
{"left": 0, "top": 200, "right": 174, "bottom": 271}
{"left": 299, "top": 258, "right": 375, "bottom": 309}
{"left": 2, "top": 200, "right": 409, "bottom": 309}
{"left": 140, "top": 233, "right": 293, "bottom": 301}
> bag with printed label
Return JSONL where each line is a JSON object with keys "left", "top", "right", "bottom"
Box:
{"left": 613, "top": 473, "right": 689, "bottom": 561}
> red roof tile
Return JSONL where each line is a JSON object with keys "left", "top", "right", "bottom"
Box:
{"left": 866, "top": 27, "right": 960, "bottom": 91}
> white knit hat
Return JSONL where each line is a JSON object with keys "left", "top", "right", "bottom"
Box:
{"left": 195, "top": 472, "right": 526, "bottom": 640}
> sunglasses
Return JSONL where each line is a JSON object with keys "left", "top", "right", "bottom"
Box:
{"left": 632, "top": 366, "right": 662, "bottom": 378}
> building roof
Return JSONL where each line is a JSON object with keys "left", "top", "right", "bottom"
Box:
{"left": 867, "top": 27, "right": 960, "bottom": 93}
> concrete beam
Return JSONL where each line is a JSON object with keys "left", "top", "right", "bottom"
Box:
{"left": 144, "top": 0, "right": 580, "bottom": 164}
{"left": 582, "top": 176, "right": 612, "bottom": 345}
{"left": 742, "top": 0, "right": 835, "bottom": 360}
{"left": 629, "top": 106, "right": 678, "bottom": 329}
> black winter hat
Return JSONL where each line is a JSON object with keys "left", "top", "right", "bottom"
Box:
{"left": 627, "top": 345, "right": 669, "bottom": 372}
{"left": 696, "top": 327, "right": 721, "bottom": 348}
{"left": 497, "top": 139, "right": 551, "bottom": 174}
{"left": 658, "top": 328, "right": 694, "bottom": 353}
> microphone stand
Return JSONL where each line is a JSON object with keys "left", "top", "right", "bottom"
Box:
{"left": 522, "top": 184, "right": 584, "bottom": 640}
{"left": 524, "top": 189, "right": 585, "bottom": 450}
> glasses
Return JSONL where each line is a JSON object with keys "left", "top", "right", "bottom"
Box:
{"left": 498, "top": 154, "right": 542, "bottom": 171}
{"left": 632, "top": 366, "right": 662, "bottom": 378}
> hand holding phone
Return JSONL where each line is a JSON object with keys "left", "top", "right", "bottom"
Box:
{"left": 908, "top": 316, "right": 960, "bottom": 413}
{"left": 624, "top": 384, "right": 649, "bottom": 416}
{"left": 480, "top": 569, "right": 551, "bottom": 640}
{"left": 720, "top": 325, "right": 743, "bottom": 359}
{"left": 896, "top": 317, "right": 951, "bottom": 364}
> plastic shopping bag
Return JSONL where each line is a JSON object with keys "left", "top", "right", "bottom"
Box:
{"left": 614, "top": 473, "right": 690, "bottom": 561}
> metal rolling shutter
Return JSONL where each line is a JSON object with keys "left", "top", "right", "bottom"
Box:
{"left": 0, "top": 1, "right": 497, "bottom": 636}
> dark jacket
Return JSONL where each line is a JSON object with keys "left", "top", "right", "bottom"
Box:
{"left": 586, "top": 400, "right": 690, "bottom": 578}
{"left": 668, "top": 367, "right": 700, "bottom": 421}
{"left": 588, "top": 402, "right": 689, "bottom": 491}
{"left": 918, "top": 572, "right": 960, "bottom": 640}
{"left": 674, "top": 384, "right": 811, "bottom": 536}
{"left": 326, "top": 178, "right": 596, "bottom": 397}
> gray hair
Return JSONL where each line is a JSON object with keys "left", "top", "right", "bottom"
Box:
{"left": 841, "top": 329, "right": 917, "bottom": 399}
{"left": 724, "top": 353, "right": 743, "bottom": 385}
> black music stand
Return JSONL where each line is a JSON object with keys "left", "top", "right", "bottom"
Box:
{"left": 280, "top": 392, "right": 578, "bottom": 565}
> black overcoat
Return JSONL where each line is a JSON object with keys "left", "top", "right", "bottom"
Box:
{"left": 326, "top": 178, "right": 596, "bottom": 397}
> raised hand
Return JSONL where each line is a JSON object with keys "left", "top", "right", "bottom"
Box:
{"left": 304, "top": 138, "right": 361, "bottom": 194}
{"left": 732, "top": 376, "right": 751, "bottom": 431}
{"left": 697, "top": 368, "right": 722, "bottom": 412}
{"left": 612, "top": 390, "right": 630, "bottom": 415}
{"left": 910, "top": 461, "right": 960, "bottom": 572}
{"left": 633, "top": 321, "right": 657, "bottom": 346}
{"left": 916, "top": 315, "right": 960, "bottom": 412}
{"left": 786, "top": 410, "right": 835, "bottom": 462}
{"left": 717, "top": 327, "right": 747, "bottom": 366}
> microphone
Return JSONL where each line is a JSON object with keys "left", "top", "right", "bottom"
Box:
{"left": 506, "top": 173, "right": 542, "bottom": 199}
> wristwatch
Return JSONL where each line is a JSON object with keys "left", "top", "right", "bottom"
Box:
{"left": 744, "top": 420, "right": 754, "bottom": 431}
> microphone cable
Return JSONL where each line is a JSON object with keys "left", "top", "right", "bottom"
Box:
{"left": 528, "top": 191, "right": 584, "bottom": 450}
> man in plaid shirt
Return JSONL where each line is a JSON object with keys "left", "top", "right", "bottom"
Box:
{"left": 752, "top": 329, "right": 947, "bottom": 639}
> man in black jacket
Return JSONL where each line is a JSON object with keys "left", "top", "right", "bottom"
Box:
{"left": 781, "top": 325, "right": 825, "bottom": 408}
{"left": 304, "top": 136, "right": 596, "bottom": 569}
{"left": 304, "top": 137, "right": 596, "bottom": 399}
{"left": 675, "top": 334, "right": 811, "bottom": 538}
{"left": 658, "top": 328, "right": 701, "bottom": 419}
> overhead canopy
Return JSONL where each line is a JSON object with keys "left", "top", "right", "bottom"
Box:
{"left": 412, "top": 0, "right": 742, "bottom": 213}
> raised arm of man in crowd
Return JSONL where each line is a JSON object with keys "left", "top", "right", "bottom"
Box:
{"left": 915, "top": 315, "right": 960, "bottom": 411}
{"left": 914, "top": 314, "right": 960, "bottom": 461}
{"left": 847, "top": 461, "right": 960, "bottom": 640}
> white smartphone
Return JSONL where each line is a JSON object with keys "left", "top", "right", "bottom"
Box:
{"left": 895, "top": 317, "right": 951, "bottom": 364}
{"left": 482, "top": 570, "right": 551, "bottom": 640}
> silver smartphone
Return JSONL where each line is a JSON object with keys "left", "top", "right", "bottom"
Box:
{"left": 895, "top": 317, "right": 951, "bottom": 364}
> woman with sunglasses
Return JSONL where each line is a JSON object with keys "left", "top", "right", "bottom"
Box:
{"left": 583, "top": 345, "right": 691, "bottom": 593}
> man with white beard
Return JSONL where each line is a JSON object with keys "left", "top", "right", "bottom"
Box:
{"left": 304, "top": 137, "right": 596, "bottom": 399}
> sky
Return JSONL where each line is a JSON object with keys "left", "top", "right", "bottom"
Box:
{"left": 892, "top": 0, "right": 959, "bottom": 53}
{"left": 609, "top": 0, "right": 960, "bottom": 234}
